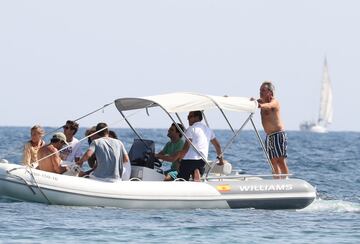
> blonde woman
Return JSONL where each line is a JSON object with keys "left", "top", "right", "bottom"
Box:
{"left": 22, "top": 125, "right": 45, "bottom": 167}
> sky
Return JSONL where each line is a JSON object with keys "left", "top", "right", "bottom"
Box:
{"left": 0, "top": 0, "right": 359, "bottom": 131}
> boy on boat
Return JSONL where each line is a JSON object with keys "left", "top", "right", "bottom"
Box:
{"left": 61, "top": 120, "right": 82, "bottom": 163}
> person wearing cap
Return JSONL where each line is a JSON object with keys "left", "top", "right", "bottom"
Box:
{"left": 77, "top": 122, "right": 129, "bottom": 180}
{"left": 22, "top": 125, "right": 46, "bottom": 167}
{"left": 61, "top": 120, "right": 82, "bottom": 162}
{"left": 37, "top": 132, "right": 69, "bottom": 174}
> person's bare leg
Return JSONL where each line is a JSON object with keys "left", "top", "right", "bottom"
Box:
{"left": 193, "top": 169, "right": 201, "bottom": 182}
{"left": 271, "top": 159, "right": 281, "bottom": 179}
{"left": 278, "top": 157, "right": 289, "bottom": 178}
{"left": 164, "top": 175, "right": 172, "bottom": 181}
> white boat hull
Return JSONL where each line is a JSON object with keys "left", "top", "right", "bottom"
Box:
{"left": 0, "top": 162, "right": 316, "bottom": 209}
{"left": 309, "top": 125, "right": 327, "bottom": 133}
{"left": 300, "top": 123, "right": 327, "bottom": 133}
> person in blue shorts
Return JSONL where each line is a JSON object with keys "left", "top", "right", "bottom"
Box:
{"left": 252, "top": 81, "right": 289, "bottom": 178}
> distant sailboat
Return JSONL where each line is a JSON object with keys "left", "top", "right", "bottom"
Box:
{"left": 300, "top": 58, "right": 333, "bottom": 133}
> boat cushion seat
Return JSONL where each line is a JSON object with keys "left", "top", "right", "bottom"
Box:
{"left": 205, "top": 160, "right": 232, "bottom": 175}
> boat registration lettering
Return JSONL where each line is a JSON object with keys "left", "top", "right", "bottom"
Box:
{"left": 238, "top": 184, "right": 293, "bottom": 192}
{"left": 31, "top": 171, "right": 59, "bottom": 181}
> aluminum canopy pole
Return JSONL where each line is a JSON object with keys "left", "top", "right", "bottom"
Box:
{"left": 120, "top": 103, "right": 211, "bottom": 169}
{"left": 119, "top": 110, "right": 143, "bottom": 140}
{"left": 118, "top": 102, "right": 164, "bottom": 142}
{"left": 175, "top": 113, "right": 185, "bottom": 128}
{"left": 202, "top": 107, "right": 234, "bottom": 134}
{"left": 202, "top": 111, "right": 210, "bottom": 127}
{"left": 160, "top": 107, "right": 212, "bottom": 169}
{"left": 249, "top": 117, "right": 275, "bottom": 173}
{"left": 204, "top": 113, "right": 253, "bottom": 178}
{"left": 118, "top": 109, "right": 154, "bottom": 151}
{"left": 44, "top": 102, "right": 114, "bottom": 137}
{"left": 215, "top": 107, "right": 235, "bottom": 134}
{"left": 198, "top": 94, "right": 235, "bottom": 134}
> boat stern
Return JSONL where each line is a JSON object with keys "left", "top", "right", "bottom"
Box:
{"left": 207, "top": 178, "right": 316, "bottom": 210}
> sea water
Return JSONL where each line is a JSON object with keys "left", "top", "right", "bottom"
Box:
{"left": 0, "top": 128, "right": 359, "bottom": 243}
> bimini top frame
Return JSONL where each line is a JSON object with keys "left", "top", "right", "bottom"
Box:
{"left": 115, "top": 92, "right": 257, "bottom": 113}
{"left": 114, "top": 92, "right": 274, "bottom": 176}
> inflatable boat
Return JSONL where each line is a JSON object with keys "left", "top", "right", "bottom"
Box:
{"left": 0, "top": 92, "right": 316, "bottom": 209}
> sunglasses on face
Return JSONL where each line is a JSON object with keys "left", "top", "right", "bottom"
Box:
{"left": 63, "top": 126, "right": 73, "bottom": 130}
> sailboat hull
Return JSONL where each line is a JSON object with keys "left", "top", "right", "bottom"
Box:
{"left": 300, "top": 123, "right": 327, "bottom": 133}
{"left": 309, "top": 125, "right": 327, "bottom": 133}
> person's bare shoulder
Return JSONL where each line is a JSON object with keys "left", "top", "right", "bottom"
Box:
{"left": 47, "top": 145, "right": 58, "bottom": 153}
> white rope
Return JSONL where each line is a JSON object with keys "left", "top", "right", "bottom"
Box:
{"left": 21, "top": 108, "right": 144, "bottom": 204}
{"left": 4, "top": 102, "right": 114, "bottom": 161}
{"left": 30, "top": 108, "right": 143, "bottom": 166}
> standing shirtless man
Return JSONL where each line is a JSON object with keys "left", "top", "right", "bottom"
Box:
{"left": 254, "top": 81, "right": 289, "bottom": 178}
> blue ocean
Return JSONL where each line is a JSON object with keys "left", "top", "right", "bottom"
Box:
{"left": 0, "top": 127, "right": 359, "bottom": 243}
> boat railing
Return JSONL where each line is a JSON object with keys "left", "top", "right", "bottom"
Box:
{"left": 129, "top": 177, "right": 142, "bottom": 181}
{"left": 203, "top": 173, "right": 293, "bottom": 181}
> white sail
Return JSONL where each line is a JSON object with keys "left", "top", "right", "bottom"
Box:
{"left": 318, "top": 58, "right": 333, "bottom": 126}
{"left": 300, "top": 57, "right": 333, "bottom": 133}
